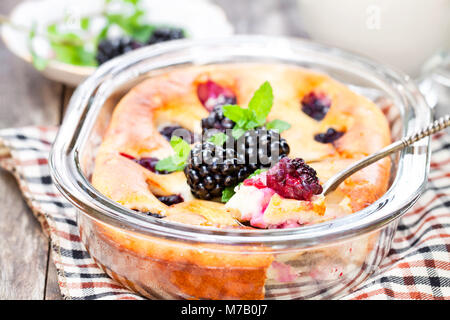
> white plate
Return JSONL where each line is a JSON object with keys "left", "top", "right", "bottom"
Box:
{"left": 1, "top": 0, "right": 234, "bottom": 86}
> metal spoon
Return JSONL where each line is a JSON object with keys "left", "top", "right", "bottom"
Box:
{"left": 322, "top": 114, "right": 450, "bottom": 196}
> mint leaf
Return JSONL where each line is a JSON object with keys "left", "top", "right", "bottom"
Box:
{"left": 223, "top": 82, "right": 275, "bottom": 136}
{"left": 248, "top": 81, "right": 273, "bottom": 125}
{"left": 80, "top": 17, "right": 91, "bottom": 30}
{"left": 222, "top": 105, "right": 247, "bottom": 123}
{"left": 155, "top": 136, "right": 190, "bottom": 172}
{"left": 222, "top": 82, "right": 288, "bottom": 139}
{"left": 171, "top": 136, "right": 190, "bottom": 165}
{"left": 131, "top": 24, "right": 155, "bottom": 43}
{"left": 232, "top": 127, "right": 246, "bottom": 140}
{"left": 106, "top": 9, "right": 157, "bottom": 43}
{"left": 47, "top": 24, "right": 97, "bottom": 66}
{"left": 221, "top": 186, "right": 235, "bottom": 203}
{"left": 155, "top": 157, "right": 185, "bottom": 172}
{"left": 208, "top": 133, "right": 227, "bottom": 146}
{"left": 266, "top": 119, "right": 291, "bottom": 133}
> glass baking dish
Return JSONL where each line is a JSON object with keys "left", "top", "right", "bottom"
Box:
{"left": 49, "top": 36, "right": 431, "bottom": 300}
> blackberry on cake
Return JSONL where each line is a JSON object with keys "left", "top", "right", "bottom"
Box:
{"left": 184, "top": 141, "right": 247, "bottom": 200}
{"left": 314, "top": 128, "right": 345, "bottom": 143}
{"left": 239, "top": 128, "right": 290, "bottom": 168}
{"left": 301, "top": 91, "right": 332, "bottom": 121}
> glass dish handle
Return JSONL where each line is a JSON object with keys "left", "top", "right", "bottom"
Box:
{"left": 418, "top": 51, "right": 450, "bottom": 119}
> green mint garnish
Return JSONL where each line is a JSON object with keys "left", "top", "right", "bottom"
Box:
{"left": 33, "top": 0, "right": 185, "bottom": 67}
{"left": 155, "top": 136, "right": 190, "bottom": 172}
{"left": 266, "top": 119, "right": 291, "bottom": 133}
{"left": 105, "top": 9, "right": 156, "bottom": 43}
{"left": 46, "top": 24, "right": 97, "bottom": 67}
{"left": 247, "top": 81, "right": 274, "bottom": 125}
{"left": 222, "top": 81, "right": 290, "bottom": 139}
{"left": 208, "top": 132, "right": 227, "bottom": 146}
{"left": 221, "top": 169, "right": 267, "bottom": 203}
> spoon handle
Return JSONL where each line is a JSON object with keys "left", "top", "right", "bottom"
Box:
{"left": 322, "top": 114, "right": 450, "bottom": 196}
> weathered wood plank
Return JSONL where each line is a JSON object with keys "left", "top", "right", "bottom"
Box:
{"left": 0, "top": 171, "right": 49, "bottom": 300}
{"left": 44, "top": 248, "right": 63, "bottom": 300}
{"left": 0, "top": 0, "right": 62, "bottom": 300}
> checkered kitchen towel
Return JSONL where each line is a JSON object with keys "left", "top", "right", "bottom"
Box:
{"left": 0, "top": 126, "right": 449, "bottom": 300}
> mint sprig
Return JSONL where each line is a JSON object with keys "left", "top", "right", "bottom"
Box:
{"left": 222, "top": 81, "right": 291, "bottom": 139}
{"left": 155, "top": 136, "right": 190, "bottom": 172}
{"left": 46, "top": 24, "right": 97, "bottom": 67}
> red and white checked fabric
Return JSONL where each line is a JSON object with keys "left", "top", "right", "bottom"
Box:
{"left": 0, "top": 126, "right": 449, "bottom": 300}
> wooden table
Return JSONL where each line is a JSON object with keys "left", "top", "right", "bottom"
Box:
{"left": 0, "top": 0, "right": 306, "bottom": 300}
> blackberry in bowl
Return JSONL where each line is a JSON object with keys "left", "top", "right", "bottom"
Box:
{"left": 96, "top": 37, "right": 143, "bottom": 65}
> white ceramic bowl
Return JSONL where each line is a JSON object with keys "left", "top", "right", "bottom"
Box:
{"left": 297, "top": 0, "right": 450, "bottom": 77}
{"left": 1, "top": 0, "right": 234, "bottom": 86}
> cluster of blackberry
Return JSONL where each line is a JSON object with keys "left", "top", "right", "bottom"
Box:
{"left": 96, "top": 28, "right": 185, "bottom": 65}
{"left": 184, "top": 129, "right": 290, "bottom": 200}
{"left": 96, "top": 37, "right": 143, "bottom": 65}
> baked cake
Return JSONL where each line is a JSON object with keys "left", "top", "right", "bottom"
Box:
{"left": 87, "top": 63, "right": 391, "bottom": 299}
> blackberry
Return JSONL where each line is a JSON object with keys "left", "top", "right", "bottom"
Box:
{"left": 184, "top": 141, "right": 245, "bottom": 200}
{"left": 184, "top": 129, "right": 291, "bottom": 200}
{"left": 136, "top": 157, "right": 160, "bottom": 172}
{"left": 266, "top": 157, "right": 322, "bottom": 201}
{"left": 159, "top": 125, "right": 196, "bottom": 143}
{"left": 239, "top": 129, "right": 290, "bottom": 169}
{"left": 147, "top": 27, "right": 185, "bottom": 45}
{"left": 314, "top": 128, "right": 345, "bottom": 143}
{"left": 119, "top": 153, "right": 169, "bottom": 174}
{"left": 96, "top": 37, "right": 143, "bottom": 65}
{"left": 201, "top": 105, "right": 235, "bottom": 136}
{"left": 301, "top": 91, "right": 331, "bottom": 121}
{"left": 157, "top": 194, "right": 184, "bottom": 206}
